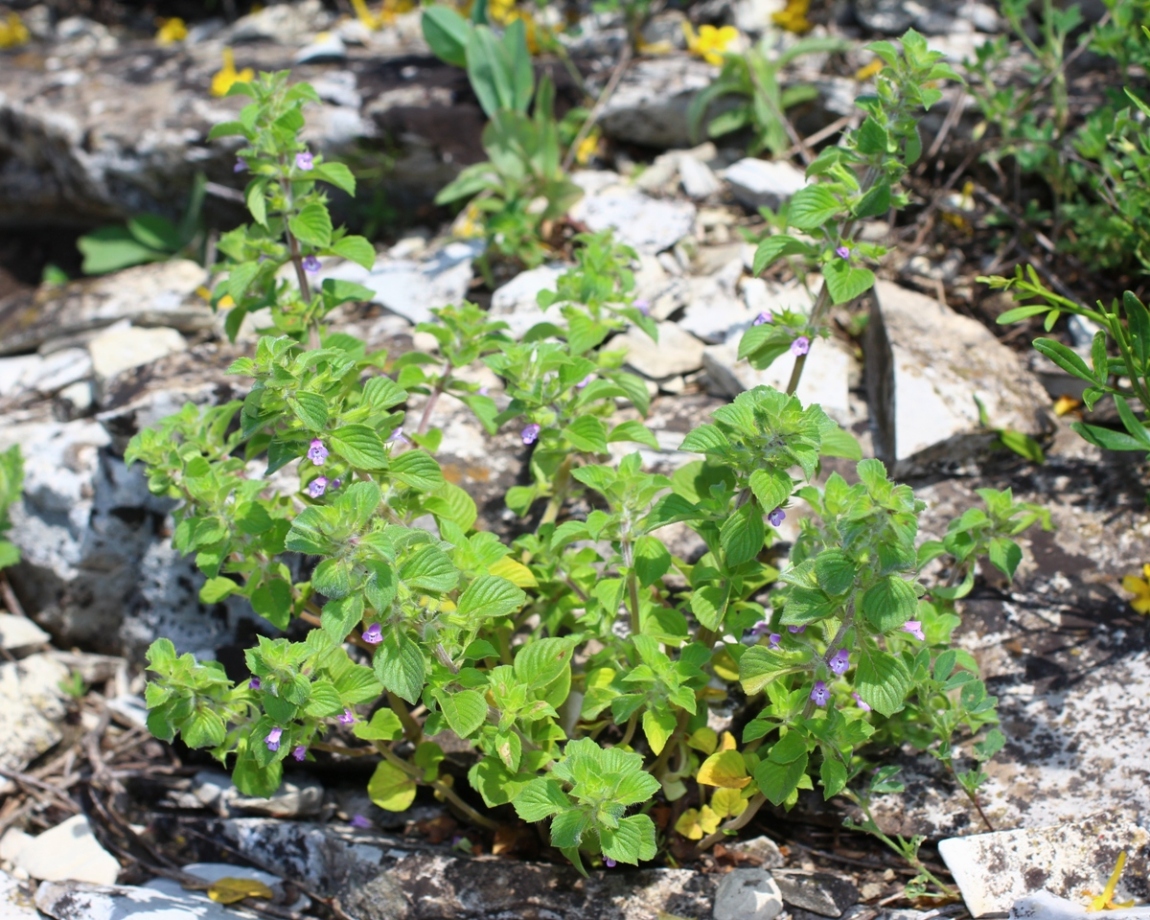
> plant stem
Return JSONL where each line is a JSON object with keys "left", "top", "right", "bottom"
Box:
{"left": 621, "top": 537, "right": 642, "bottom": 635}
{"left": 540, "top": 454, "right": 575, "bottom": 527}
{"left": 387, "top": 691, "right": 423, "bottom": 744}
{"left": 376, "top": 743, "right": 500, "bottom": 832}
{"left": 698, "top": 792, "right": 767, "bottom": 850}
{"left": 417, "top": 362, "right": 453, "bottom": 436}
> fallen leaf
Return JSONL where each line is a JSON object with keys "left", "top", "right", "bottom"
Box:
{"left": 206, "top": 877, "right": 274, "bottom": 904}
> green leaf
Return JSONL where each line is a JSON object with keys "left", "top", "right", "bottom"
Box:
{"left": 314, "top": 162, "right": 357, "bottom": 196}
{"left": 753, "top": 235, "right": 814, "bottom": 275}
{"left": 996, "top": 305, "right": 1050, "bottom": 324}
{"left": 320, "top": 594, "right": 363, "bottom": 641}
{"left": 513, "top": 777, "right": 570, "bottom": 821}
{"left": 400, "top": 545, "right": 459, "bottom": 592}
{"left": 457, "top": 575, "right": 526, "bottom": 620}
{"left": 373, "top": 631, "right": 426, "bottom": 704}
{"left": 720, "top": 503, "right": 764, "bottom": 567}
{"left": 330, "top": 425, "right": 389, "bottom": 470}
{"left": 367, "top": 760, "right": 417, "bottom": 811}
{"left": 433, "top": 688, "right": 488, "bottom": 737}
{"left": 331, "top": 235, "right": 375, "bottom": 271}
{"left": 600, "top": 814, "right": 657, "bottom": 865}
{"left": 814, "top": 550, "right": 857, "bottom": 595}
{"left": 820, "top": 758, "right": 848, "bottom": 798}
{"left": 353, "top": 708, "right": 404, "bottom": 741}
{"left": 1033, "top": 337, "right": 1095, "bottom": 382}
{"left": 748, "top": 468, "right": 791, "bottom": 511}
{"left": 77, "top": 226, "right": 162, "bottom": 274}
{"left": 1071, "top": 421, "right": 1147, "bottom": 452}
{"left": 998, "top": 429, "right": 1045, "bottom": 463}
{"left": 390, "top": 450, "right": 443, "bottom": 490}
{"left": 856, "top": 116, "right": 889, "bottom": 155}
{"left": 860, "top": 576, "right": 916, "bottom": 631}
{"left": 824, "top": 260, "right": 876, "bottom": 305}
{"left": 288, "top": 203, "right": 333, "bottom": 248}
{"left": 199, "top": 576, "right": 237, "bottom": 604}
{"left": 632, "top": 536, "right": 671, "bottom": 587}
{"left": 128, "top": 214, "right": 182, "bottom": 252}
{"left": 853, "top": 182, "right": 891, "bottom": 219}
{"left": 608, "top": 420, "right": 659, "bottom": 448}
{"left": 680, "top": 424, "right": 731, "bottom": 453}
{"left": 754, "top": 751, "right": 809, "bottom": 805}
{"left": 289, "top": 392, "right": 328, "bottom": 431}
{"left": 740, "top": 645, "right": 803, "bottom": 695}
{"left": 182, "top": 707, "right": 227, "bottom": 748}
{"left": 562, "top": 416, "right": 608, "bottom": 454}
{"left": 987, "top": 537, "right": 1023, "bottom": 580}
{"left": 246, "top": 182, "right": 267, "bottom": 227}
{"left": 643, "top": 709, "right": 677, "bottom": 755}
{"left": 690, "top": 584, "right": 728, "bottom": 631}
{"left": 787, "top": 185, "right": 842, "bottom": 230}
{"left": 856, "top": 646, "right": 910, "bottom": 716}
{"left": 422, "top": 4, "right": 471, "bottom": 67}
{"left": 513, "top": 637, "right": 576, "bottom": 689}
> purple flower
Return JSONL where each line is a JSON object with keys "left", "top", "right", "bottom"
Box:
{"left": 852, "top": 691, "right": 871, "bottom": 712}
{"left": 307, "top": 476, "right": 328, "bottom": 498}
{"left": 787, "top": 624, "right": 805, "bottom": 634}
{"left": 829, "top": 649, "right": 850, "bottom": 675}
{"left": 234, "top": 158, "right": 247, "bottom": 173}
{"left": 902, "top": 620, "right": 925, "bottom": 641}
{"left": 295, "top": 150, "right": 314, "bottom": 170}
{"left": 753, "top": 311, "right": 773, "bottom": 326}
{"left": 791, "top": 336, "right": 810, "bottom": 357}
{"left": 768, "top": 507, "right": 785, "bottom": 527}
{"left": 633, "top": 299, "right": 650, "bottom": 316}
{"left": 750, "top": 620, "right": 771, "bottom": 637}
{"left": 292, "top": 745, "right": 307, "bottom": 762}
{"left": 330, "top": 478, "right": 341, "bottom": 490}
{"left": 477, "top": 386, "right": 489, "bottom": 397}
{"left": 349, "top": 814, "right": 372, "bottom": 829}
{"left": 810, "top": 680, "right": 830, "bottom": 707}
{"left": 521, "top": 423, "right": 541, "bottom": 445}
{"left": 835, "top": 246, "right": 851, "bottom": 260}
{"left": 604, "top": 857, "right": 617, "bottom": 868}
{"left": 362, "top": 623, "right": 383, "bottom": 644}
{"left": 576, "top": 374, "right": 594, "bottom": 389}
{"left": 768, "top": 633, "right": 781, "bottom": 649}
{"left": 249, "top": 676, "right": 261, "bottom": 691}
{"left": 265, "top": 727, "right": 283, "bottom": 752}
{"left": 338, "top": 708, "right": 356, "bottom": 725}
{"left": 303, "top": 254, "right": 321, "bottom": 273}
{"left": 307, "top": 438, "right": 328, "bottom": 465}
{"left": 388, "top": 426, "right": 410, "bottom": 444}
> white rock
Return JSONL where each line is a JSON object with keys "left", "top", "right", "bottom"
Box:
{"left": 87, "top": 324, "right": 187, "bottom": 388}
{"left": 598, "top": 57, "right": 722, "bottom": 149}
{"left": 724, "top": 158, "right": 808, "bottom": 211}
{"left": 679, "top": 156, "right": 721, "bottom": 200}
{"left": 294, "top": 31, "right": 346, "bottom": 64}
{"left": 58, "top": 381, "right": 93, "bottom": 414}
{"left": 0, "top": 357, "right": 41, "bottom": 398}
{"left": 0, "top": 614, "right": 48, "bottom": 653}
{"left": 35, "top": 878, "right": 242, "bottom": 920}
{"left": 21, "top": 348, "right": 91, "bottom": 394}
{"left": 191, "top": 769, "right": 324, "bottom": 818}
{"left": 105, "top": 694, "right": 148, "bottom": 731}
{"left": 1011, "top": 891, "right": 1150, "bottom": 920}
{"left": 15, "top": 815, "right": 119, "bottom": 885}
{"left": 725, "top": 835, "right": 786, "bottom": 868}
{"left": 634, "top": 254, "right": 689, "bottom": 321}
{"left": 489, "top": 263, "right": 567, "bottom": 337}
{"left": 570, "top": 186, "right": 696, "bottom": 254}
{"left": 940, "top": 817, "right": 1150, "bottom": 918}
{"left": 0, "top": 829, "right": 33, "bottom": 863}
{"left": 713, "top": 868, "right": 784, "bottom": 920}
{"left": 0, "top": 868, "right": 37, "bottom": 918}
{"left": 865, "top": 281, "right": 1052, "bottom": 472}
{"left": 613, "top": 322, "right": 705, "bottom": 379}
{"left": 679, "top": 261, "right": 750, "bottom": 344}
{"left": 311, "top": 71, "right": 361, "bottom": 108}
{"left": 0, "top": 654, "right": 68, "bottom": 777}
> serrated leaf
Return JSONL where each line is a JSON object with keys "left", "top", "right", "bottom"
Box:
{"left": 679, "top": 424, "right": 731, "bottom": 453}
{"left": 754, "top": 752, "right": 809, "bottom": 805}
{"left": 457, "top": 575, "right": 526, "bottom": 620}
{"left": 563, "top": 416, "right": 608, "bottom": 453}
{"left": 367, "top": 760, "right": 417, "bottom": 811}
{"left": 643, "top": 709, "right": 677, "bottom": 755}
{"left": 860, "top": 576, "right": 916, "bottom": 631}
{"left": 608, "top": 420, "right": 659, "bottom": 448}
{"left": 787, "top": 185, "right": 842, "bottom": 230}
{"left": 749, "top": 468, "right": 791, "bottom": 511}
{"left": 720, "top": 503, "right": 764, "bottom": 567}
{"left": 199, "top": 576, "right": 237, "bottom": 604}
{"left": 600, "top": 813, "right": 657, "bottom": 865}
{"left": 632, "top": 535, "right": 671, "bottom": 587}
{"left": 697, "top": 750, "right": 752, "bottom": 789}
{"left": 856, "top": 646, "right": 910, "bottom": 716}
{"left": 330, "top": 425, "right": 388, "bottom": 470}
{"left": 315, "top": 162, "right": 357, "bottom": 196}
{"left": 289, "top": 392, "right": 328, "bottom": 431}
{"left": 824, "top": 260, "right": 876, "bottom": 305}
{"left": 373, "top": 631, "right": 425, "bottom": 704}
{"left": 353, "top": 708, "right": 405, "bottom": 741}
{"left": 288, "top": 202, "right": 333, "bottom": 248}
{"left": 390, "top": 450, "right": 442, "bottom": 490}
{"left": 399, "top": 545, "right": 458, "bottom": 592}
{"left": 512, "top": 777, "right": 570, "bottom": 821}
{"left": 434, "top": 688, "right": 488, "bottom": 737}
{"left": 331, "top": 234, "right": 375, "bottom": 271}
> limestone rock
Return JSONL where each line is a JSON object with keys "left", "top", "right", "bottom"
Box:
{"left": 724, "top": 158, "right": 808, "bottom": 211}
{"left": 713, "top": 868, "right": 784, "bottom": 920}
{"left": 1010, "top": 891, "right": 1150, "bottom": 920}
{"left": 570, "top": 180, "right": 696, "bottom": 255}
{"left": 865, "top": 281, "right": 1052, "bottom": 474}
{"left": 678, "top": 156, "right": 722, "bottom": 200}
{"left": 598, "top": 57, "right": 725, "bottom": 149}
{"left": 88, "top": 324, "right": 188, "bottom": 391}
{"left": 14, "top": 815, "right": 119, "bottom": 886}
{"left": 939, "top": 817, "right": 1150, "bottom": 918}
{"left": 191, "top": 769, "right": 324, "bottom": 818}
{"left": 489, "top": 263, "right": 567, "bottom": 338}
{"left": 724, "top": 835, "right": 786, "bottom": 868}
{"left": 0, "top": 614, "right": 49, "bottom": 653}
{"left": 0, "top": 869, "right": 37, "bottom": 919}
{"left": 35, "top": 879, "right": 241, "bottom": 920}
{"left": 614, "top": 323, "right": 705, "bottom": 379}
{"left": 0, "top": 654, "right": 68, "bottom": 777}
{"left": 772, "top": 870, "right": 858, "bottom": 918}
{"left": 679, "top": 260, "right": 750, "bottom": 344}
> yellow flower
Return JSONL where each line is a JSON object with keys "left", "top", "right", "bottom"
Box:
{"left": 155, "top": 17, "right": 188, "bottom": 45}
{"left": 0, "top": 12, "right": 29, "bottom": 49}
{"left": 210, "top": 48, "right": 254, "bottom": 97}
{"left": 1121, "top": 566, "right": 1150, "bottom": 614}
{"left": 854, "top": 58, "right": 883, "bottom": 81}
{"left": 350, "top": 0, "right": 385, "bottom": 29}
{"left": 453, "top": 202, "right": 485, "bottom": 239}
{"left": 682, "top": 22, "right": 740, "bottom": 66}
{"left": 1085, "top": 852, "right": 1136, "bottom": 911}
{"left": 216, "top": 295, "right": 236, "bottom": 310}
{"left": 574, "top": 131, "right": 600, "bottom": 166}
{"left": 488, "top": 0, "right": 516, "bottom": 24}
{"left": 772, "top": 0, "right": 812, "bottom": 34}
{"left": 1052, "top": 395, "right": 1081, "bottom": 416}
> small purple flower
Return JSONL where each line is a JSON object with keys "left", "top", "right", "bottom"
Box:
{"left": 307, "top": 476, "right": 328, "bottom": 498}
{"left": 521, "top": 423, "right": 541, "bottom": 445}
{"left": 477, "top": 386, "right": 489, "bottom": 397}
{"left": 338, "top": 708, "right": 356, "bottom": 725}
{"left": 787, "top": 624, "right": 805, "bottom": 634}
{"left": 791, "top": 336, "right": 810, "bottom": 357}
{"left": 902, "top": 620, "right": 925, "bottom": 641}
{"left": 265, "top": 726, "right": 283, "bottom": 752}
{"left": 829, "top": 649, "right": 850, "bottom": 675}
{"left": 349, "top": 814, "right": 372, "bottom": 829}
{"left": 768, "top": 507, "right": 785, "bottom": 527}
{"left": 576, "top": 374, "right": 594, "bottom": 389}
{"left": 388, "top": 426, "right": 410, "bottom": 444}
{"left": 295, "top": 150, "right": 314, "bottom": 170}
{"left": 810, "top": 680, "right": 830, "bottom": 707}
{"left": 330, "top": 478, "right": 341, "bottom": 490}
{"left": 604, "top": 857, "right": 617, "bottom": 868}
{"left": 303, "top": 254, "right": 321, "bottom": 273}
{"left": 249, "top": 676, "right": 261, "bottom": 691}
{"left": 768, "top": 632, "right": 782, "bottom": 649}
{"left": 835, "top": 246, "right": 851, "bottom": 260}
{"left": 307, "top": 438, "right": 328, "bottom": 465}
{"left": 292, "top": 745, "right": 307, "bottom": 762}
{"left": 362, "top": 623, "right": 383, "bottom": 644}
{"left": 234, "top": 157, "right": 247, "bottom": 173}
{"left": 750, "top": 620, "right": 771, "bottom": 637}
{"left": 633, "top": 299, "right": 650, "bottom": 316}
{"left": 753, "top": 311, "right": 773, "bottom": 326}
{"left": 852, "top": 691, "right": 871, "bottom": 712}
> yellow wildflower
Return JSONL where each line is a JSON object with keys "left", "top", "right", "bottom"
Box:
{"left": 1086, "top": 852, "right": 1136, "bottom": 911}
{"left": 210, "top": 48, "right": 254, "bottom": 97}
{"left": 1052, "top": 395, "right": 1081, "bottom": 416}
{"left": 854, "top": 58, "right": 883, "bottom": 81}
{"left": 350, "top": 0, "right": 383, "bottom": 29}
{"left": 682, "top": 22, "right": 740, "bottom": 67}
{"left": 216, "top": 295, "right": 236, "bottom": 310}
{"left": 1121, "top": 566, "right": 1150, "bottom": 614}
{"left": 636, "top": 37, "right": 673, "bottom": 55}
{"left": 453, "top": 202, "right": 485, "bottom": 239}
{"left": 488, "top": 0, "right": 516, "bottom": 24}
{"left": 574, "top": 131, "right": 600, "bottom": 166}
{"left": 155, "top": 17, "right": 188, "bottom": 45}
{"left": 772, "top": 0, "right": 812, "bottom": 34}
{"left": 0, "top": 12, "right": 29, "bottom": 49}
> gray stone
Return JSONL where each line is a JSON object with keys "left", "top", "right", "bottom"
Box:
{"left": 294, "top": 32, "right": 347, "bottom": 64}
{"left": 855, "top": 0, "right": 915, "bottom": 33}
{"left": 598, "top": 57, "right": 724, "bottom": 149}
{"left": 106, "top": 694, "right": 148, "bottom": 731}
{"left": 633, "top": 255, "right": 689, "bottom": 321}
{"left": 225, "top": 0, "right": 330, "bottom": 44}
{"left": 0, "top": 357, "right": 40, "bottom": 399}
{"left": 724, "top": 835, "right": 786, "bottom": 868}
{"left": 732, "top": 0, "right": 790, "bottom": 34}
{"left": 960, "top": 1, "right": 1000, "bottom": 31}
{"left": 1011, "top": 891, "right": 1150, "bottom": 920}
{"left": 713, "top": 868, "right": 784, "bottom": 920}
{"left": 0, "top": 653, "right": 68, "bottom": 778}
{"left": 14, "top": 815, "right": 120, "bottom": 886}
{"left": 0, "top": 869, "right": 38, "bottom": 919}
{"left": 865, "top": 281, "right": 1052, "bottom": 474}
{"left": 570, "top": 180, "right": 696, "bottom": 255}
{"left": 679, "top": 261, "right": 751, "bottom": 344}
{"left": 0, "top": 614, "right": 49, "bottom": 653}
{"left": 679, "top": 155, "right": 722, "bottom": 200}
{"left": 191, "top": 769, "right": 324, "bottom": 818}
{"left": 22, "top": 349, "right": 92, "bottom": 396}
{"left": 724, "top": 158, "right": 808, "bottom": 211}
{"left": 615, "top": 322, "right": 705, "bottom": 379}
{"left": 772, "top": 870, "right": 858, "bottom": 918}
{"left": 489, "top": 263, "right": 567, "bottom": 338}
{"left": 88, "top": 324, "right": 188, "bottom": 390}
{"left": 35, "top": 879, "right": 245, "bottom": 920}
{"left": 940, "top": 817, "right": 1150, "bottom": 918}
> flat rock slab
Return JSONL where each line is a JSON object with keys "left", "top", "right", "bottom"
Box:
{"left": 570, "top": 181, "right": 696, "bottom": 255}
{"left": 35, "top": 879, "right": 255, "bottom": 920}
{"left": 14, "top": 814, "right": 120, "bottom": 886}
{"left": 864, "top": 281, "right": 1052, "bottom": 474}
{"left": 0, "top": 653, "right": 68, "bottom": 776}
{"left": 0, "top": 869, "right": 37, "bottom": 919}
{"left": 773, "top": 870, "right": 858, "bottom": 918}
{"left": 1011, "top": 891, "right": 1150, "bottom": 920}
{"left": 0, "top": 614, "right": 48, "bottom": 653}
{"left": 713, "top": 868, "right": 783, "bottom": 920}
{"left": 614, "top": 322, "right": 705, "bottom": 379}
{"left": 939, "top": 816, "right": 1150, "bottom": 917}
{"left": 597, "top": 57, "right": 724, "bottom": 149}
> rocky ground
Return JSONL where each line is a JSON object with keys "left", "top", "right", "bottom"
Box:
{"left": 0, "top": 0, "right": 1148, "bottom": 918}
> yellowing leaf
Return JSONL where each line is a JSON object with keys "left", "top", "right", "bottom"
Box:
{"left": 854, "top": 59, "right": 883, "bottom": 81}
{"left": 718, "top": 731, "right": 737, "bottom": 752}
{"left": 711, "top": 648, "right": 740, "bottom": 682}
{"left": 697, "top": 750, "right": 751, "bottom": 788}
{"left": 711, "top": 787, "right": 749, "bottom": 819}
{"left": 367, "top": 759, "right": 417, "bottom": 811}
{"left": 687, "top": 727, "right": 718, "bottom": 754}
{"left": 489, "top": 555, "right": 538, "bottom": 587}
{"left": 587, "top": 667, "right": 616, "bottom": 689}
{"left": 205, "top": 878, "right": 274, "bottom": 904}
{"left": 674, "top": 805, "right": 721, "bottom": 840}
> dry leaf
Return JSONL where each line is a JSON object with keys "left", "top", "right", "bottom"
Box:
{"left": 205, "top": 877, "right": 274, "bottom": 904}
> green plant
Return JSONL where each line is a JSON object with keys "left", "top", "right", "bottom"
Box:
{"left": 688, "top": 35, "right": 850, "bottom": 158}
{"left": 0, "top": 445, "right": 22, "bottom": 572}
{"left": 131, "top": 66, "right": 1045, "bottom": 881}
{"left": 78, "top": 174, "right": 209, "bottom": 275}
